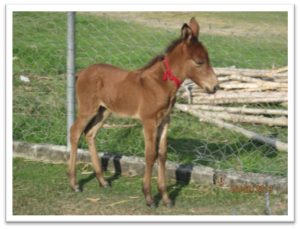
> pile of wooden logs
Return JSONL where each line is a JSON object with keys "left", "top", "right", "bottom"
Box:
{"left": 176, "top": 66, "right": 288, "bottom": 152}
{"left": 178, "top": 66, "right": 288, "bottom": 105}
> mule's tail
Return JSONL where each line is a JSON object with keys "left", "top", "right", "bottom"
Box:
{"left": 75, "top": 69, "right": 83, "bottom": 81}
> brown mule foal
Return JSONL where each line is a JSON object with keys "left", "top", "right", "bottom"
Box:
{"left": 67, "top": 17, "right": 219, "bottom": 208}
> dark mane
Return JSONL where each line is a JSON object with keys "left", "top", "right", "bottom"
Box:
{"left": 165, "top": 38, "right": 183, "bottom": 54}
{"left": 139, "top": 54, "right": 165, "bottom": 71}
{"left": 139, "top": 38, "right": 183, "bottom": 70}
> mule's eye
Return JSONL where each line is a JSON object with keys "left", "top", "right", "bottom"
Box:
{"left": 195, "top": 61, "right": 203, "bottom": 67}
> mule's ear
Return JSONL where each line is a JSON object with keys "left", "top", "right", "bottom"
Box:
{"left": 189, "top": 17, "right": 199, "bottom": 38}
{"left": 181, "top": 23, "right": 193, "bottom": 41}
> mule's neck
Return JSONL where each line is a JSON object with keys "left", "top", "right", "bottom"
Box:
{"left": 140, "top": 53, "right": 187, "bottom": 97}
{"left": 162, "top": 56, "right": 182, "bottom": 87}
{"left": 159, "top": 54, "right": 187, "bottom": 93}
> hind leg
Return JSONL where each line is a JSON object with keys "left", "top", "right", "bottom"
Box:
{"left": 68, "top": 113, "right": 96, "bottom": 191}
{"left": 85, "top": 106, "right": 111, "bottom": 188}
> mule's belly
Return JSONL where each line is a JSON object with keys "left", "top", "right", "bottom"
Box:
{"left": 100, "top": 90, "right": 141, "bottom": 120}
{"left": 102, "top": 103, "right": 141, "bottom": 120}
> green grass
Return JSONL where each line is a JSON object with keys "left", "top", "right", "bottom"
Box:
{"left": 13, "top": 11, "right": 287, "bottom": 76}
{"left": 12, "top": 12, "right": 288, "bottom": 177}
{"left": 13, "top": 158, "right": 288, "bottom": 215}
{"left": 207, "top": 34, "right": 287, "bottom": 68}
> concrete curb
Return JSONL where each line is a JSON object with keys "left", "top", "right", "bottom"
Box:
{"left": 13, "top": 141, "right": 287, "bottom": 194}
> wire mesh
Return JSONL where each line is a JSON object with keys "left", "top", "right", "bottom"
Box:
{"left": 12, "top": 12, "right": 288, "bottom": 178}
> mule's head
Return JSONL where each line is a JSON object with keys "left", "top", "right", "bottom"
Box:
{"left": 177, "top": 18, "right": 219, "bottom": 94}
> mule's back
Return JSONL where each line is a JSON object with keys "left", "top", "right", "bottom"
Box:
{"left": 76, "top": 63, "right": 148, "bottom": 119}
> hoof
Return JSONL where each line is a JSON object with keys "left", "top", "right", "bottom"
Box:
{"left": 165, "top": 201, "right": 174, "bottom": 208}
{"left": 102, "top": 183, "right": 111, "bottom": 189}
{"left": 147, "top": 202, "right": 158, "bottom": 208}
{"left": 73, "top": 187, "right": 82, "bottom": 192}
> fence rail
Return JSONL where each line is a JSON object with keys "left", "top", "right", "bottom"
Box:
{"left": 13, "top": 11, "right": 288, "bottom": 178}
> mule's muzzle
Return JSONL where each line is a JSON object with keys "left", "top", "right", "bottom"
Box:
{"left": 206, "top": 85, "right": 220, "bottom": 94}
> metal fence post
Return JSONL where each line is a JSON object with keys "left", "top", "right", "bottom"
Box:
{"left": 67, "top": 12, "right": 76, "bottom": 150}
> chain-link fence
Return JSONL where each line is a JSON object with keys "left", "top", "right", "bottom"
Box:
{"left": 13, "top": 12, "right": 288, "bottom": 179}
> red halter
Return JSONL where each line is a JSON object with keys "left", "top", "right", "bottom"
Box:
{"left": 163, "top": 56, "right": 182, "bottom": 87}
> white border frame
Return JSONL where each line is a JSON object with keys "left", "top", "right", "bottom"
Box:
{"left": 5, "top": 3, "right": 295, "bottom": 222}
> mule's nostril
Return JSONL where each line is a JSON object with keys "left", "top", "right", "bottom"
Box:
{"left": 206, "top": 86, "right": 219, "bottom": 94}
